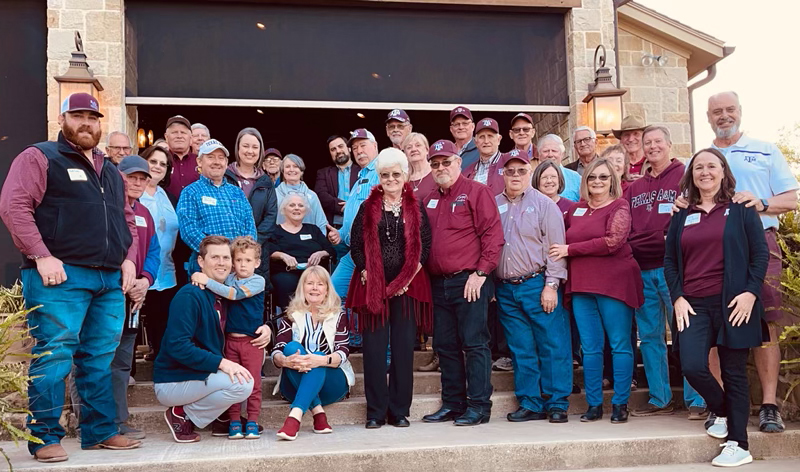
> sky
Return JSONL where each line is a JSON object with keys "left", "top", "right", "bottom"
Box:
{"left": 638, "top": 0, "right": 800, "bottom": 146}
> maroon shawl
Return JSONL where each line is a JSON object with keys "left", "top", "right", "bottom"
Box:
{"left": 346, "top": 183, "right": 432, "bottom": 333}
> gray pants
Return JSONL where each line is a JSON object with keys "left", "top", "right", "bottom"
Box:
{"left": 111, "top": 331, "right": 138, "bottom": 425}
{"left": 154, "top": 371, "right": 254, "bottom": 428}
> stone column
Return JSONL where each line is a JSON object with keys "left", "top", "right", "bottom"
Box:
{"left": 46, "top": 0, "right": 127, "bottom": 141}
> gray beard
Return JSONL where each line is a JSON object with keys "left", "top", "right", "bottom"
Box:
{"left": 714, "top": 123, "right": 739, "bottom": 139}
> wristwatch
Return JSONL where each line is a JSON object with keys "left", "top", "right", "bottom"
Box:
{"left": 546, "top": 281, "right": 559, "bottom": 290}
{"left": 475, "top": 270, "right": 488, "bottom": 277}
{"left": 760, "top": 198, "right": 770, "bottom": 212}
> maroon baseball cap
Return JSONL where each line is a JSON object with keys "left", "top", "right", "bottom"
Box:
{"left": 386, "top": 109, "right": 410, "bottom": 123}
{"left": 265, "top": 148, "right": 282, "bottom": 158}
{"left": 511, "top": 113, "right": 533, "bottom": 125}
{"left": 428, "top": 140, "right": 459, "bottom": 160}
{"left": 500, "top": 149, "right": 531, "bottom": 167}
{"left": 475, "top": 117, "right": 500, "bottom": 134}
{"left": 450, "top": 106, "right": 473, "bottom": 122}
{"left": 60, "top": 93, "right": 103, "bottom": 117}
{"left": 165, "top": 115, "right": 191, "bottom": 130}
{"left": 348, "top": 128, "right": 376, "bottom": 144}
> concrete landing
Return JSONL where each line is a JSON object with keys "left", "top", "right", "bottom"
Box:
{"left": 3, "top": 416, "right": 797, "bottom": 472}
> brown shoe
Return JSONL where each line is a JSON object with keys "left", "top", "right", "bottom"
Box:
{"left": 84, "top": 434, "right": 142, "bottom": 450}
{"left": 688, "top": 406, "right": 709, "bottom": 421}
{"left": 418, "top": 353, "right": 439, "bottom": 372}
{"left": 33, "top": 443, "right": 68, "bottom": 463}
{"left": 630, "top": 401, "right": 675, "bottom": 417}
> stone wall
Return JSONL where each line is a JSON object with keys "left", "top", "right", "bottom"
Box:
{"left": 46, "top": 0, "right": 126, "bottom": 141}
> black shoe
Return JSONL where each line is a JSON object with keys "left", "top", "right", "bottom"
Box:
{"left": 365, "top": 419, "right": 385, "bottom": 429}
{"left": 572, "top": 384, "right": 581, "bottom": 394}
{"left": 581, "top": 406, "right": 603, "bottom": 422}
{"left": 507, "top": 407, "right": 547, "bottom": 422}
{"left": 454, "top": 410, "right": 490, "bottom": 426}
{"left": 389, "top": 416, "right": 410, "bottom": 427}
{"left": 548, "top": 408, "right": 569, "bottom": 423}
{"left": 611, "top": 404, "right": 629, "bottom": 424}
{"left": 422, "top": 407, "right": 464, "bottom": 423}
{"left": 211, "top": 417, "right": 229, "bottom": 437}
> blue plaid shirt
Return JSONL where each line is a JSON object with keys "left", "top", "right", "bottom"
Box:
{"left": 177, "top": 176, "right": 257, "bottom": 252}
{"left": 339, "top": 158, "right": 379, "bottom": 246}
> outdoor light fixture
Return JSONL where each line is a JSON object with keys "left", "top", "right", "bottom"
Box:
{"left": 371, "top": 73, "right": 381, "bottom": 79}
{"left": 256, "top": 22, "right": 266, "bottom": 30}
{"left": 257, "top": 109, "right": 264, "bottom": 114}
{"left": 357, "top": 113, "right": 365, "bottom": 118}
{"left": 147, "top": 130, "right": 154, "bottom": 146}
{"left": 583, "top": 45, "right": 627, "bottom": 136}
{"left": 54, "top": 31, "right": 103, "bottom": 105}
{"left": 641, "top": 54, "right": 668, "bottom": 67}
{"left": 137, "top": 129, "right": 146, "bottom": 149}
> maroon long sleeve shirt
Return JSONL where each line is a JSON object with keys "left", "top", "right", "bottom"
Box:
{"left": 423, "top": 175, "right": 504, "bottom": 276}
{"left": 164, "top": 151, "right": 199, "bottom": 198}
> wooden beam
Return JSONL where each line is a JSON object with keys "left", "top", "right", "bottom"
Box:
{"left": 356, "top": 0, "right": 581, "bottom": 8}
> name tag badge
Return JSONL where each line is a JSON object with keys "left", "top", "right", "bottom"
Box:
{"left": 684, "top": 213, "right": 701, "bottom": 226}
{"left": 427, "top": 199, "right": 439, "bottom": 209}
{"left": 299, "top": 234, "right": 312, "bottom": 241}
{"left": 135, "top": 215, "right": 147, "bottom": 227}
{"left": 724, "top": 208, "right": 730, "bottom": 216}
{"left": 658, "top": 203, "right": 673, "bottom": 214}
{"left": 573, "top": 207, "right": 588, "bottom": 217}
{"left": 498, "top": 203, "right": 508, "bottom": 214}
{"left": 201, "top": 196, "right": 217, "bottom": 206}
{"left": 67, "top": 168, "right": 87, "bottom": 181}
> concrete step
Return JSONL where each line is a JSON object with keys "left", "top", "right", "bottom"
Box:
{"left": 127, "top": 370, "right": 516, "bottom": 407}
{"left": 569, "top": 459, "right": 800, "bottom": 472}
{"left": 127, "top": 388, "right": 677, "bottom": 433}
{"left": 3, "top": 417, "right": 797, "bottom": 472}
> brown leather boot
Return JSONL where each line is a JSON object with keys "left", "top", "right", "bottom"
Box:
{"left": 33, "top": 443, "right": 68, "bottom": 463}
{"left": 418, "top": 353, "right": 439, "bottom": 372}
{"left": 84, "top": 434, "right": 142, "bottom": 450}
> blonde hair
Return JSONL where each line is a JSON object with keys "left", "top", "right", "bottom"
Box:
{"left": 579, "top": 158, "right": 622, "bottom": 202}
{"left": 285, "top": 265, "right": 341, "bottom": 317}
{"left": 230, "top": 235, "right": 261, "bottom": 259}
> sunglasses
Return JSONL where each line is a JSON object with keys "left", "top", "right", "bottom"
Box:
{"left": 430, "top": 158, "right": 456, "bottom": 169}
{"left": 511, "top": 127, "right": 533, "bottom": 134}
{"left": 379, "top": 172, "right": 403, "bottom": 180}
{"left": 586, "top": 174, "right": 611, "bottom": 182}
{"left": 503, "top": 168, "right": 529, "bottom": 177}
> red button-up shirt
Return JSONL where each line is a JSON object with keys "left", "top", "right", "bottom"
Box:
{"left": 423, "top": 175, "right": 504, "bottom": 276}
{"left": 164, "top": 150, "right": 199, "bottom": 198}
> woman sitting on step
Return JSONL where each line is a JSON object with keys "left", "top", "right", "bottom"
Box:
{"left": 271, "top": 265, "right": 355, "bottom": 440}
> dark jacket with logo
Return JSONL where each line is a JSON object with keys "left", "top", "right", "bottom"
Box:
{"left": 23, "top": 133, "right": 132, "bottom": 270}
{"left": 315, "top": 163, "right": 361, "bottom": 224}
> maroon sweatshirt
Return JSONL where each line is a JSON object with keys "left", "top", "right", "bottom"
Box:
{"left": 624, "top": 159, "right": 685, "bottom": 270}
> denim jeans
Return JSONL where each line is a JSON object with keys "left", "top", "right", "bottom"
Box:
{"left": 639, "top": 269, "right": 706, "bottom": 408}
{"left": 573, "top": 293, "right": 634, "bottom": 406}
{"left": 495, "top": 276, "right": 572, "bottom": 412}
{"left": 22, "top": 265, "right": 125, "bottom": 452}
{"left": 431, "top": 273, "right": 493, "bottom": 414}
{"left": 279, "top": 342, "right": 349, "bottom": 412}
{"left": 330, "top": 250, "right": 361, "bottom": 347}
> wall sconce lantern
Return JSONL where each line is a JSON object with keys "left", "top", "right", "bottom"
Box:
{"left": 54, "top": 31, "right": 104, "bottom": 104}
{"left": 583, "top": 45, "right": 627, "bottom": 136}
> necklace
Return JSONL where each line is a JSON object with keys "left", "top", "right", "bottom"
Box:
{"left": 381, "top": 201, "right": 403, "bottom": 242}
{"left": 384, "top": 197, "right": 402, "bottom": 218}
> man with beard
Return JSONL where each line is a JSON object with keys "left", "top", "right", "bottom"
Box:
{"left": 104, "top": 131, "right": 132, "bottom": 165}
{"left": 386, "top": 109, "right": 412, "bottom": 149}
{"left": 0, "top": 93, "right": 142, "bottom": 462}
{"left": 163, "top": 115, "right": 198, "bottom": 198}
{"left": 315, "top": 135, "right": 361, "bottom": 227}
{"left": 707, "top": 91, "right": 798, "bottom": 434}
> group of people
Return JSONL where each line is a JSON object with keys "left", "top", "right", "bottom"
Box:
{"left": 0, "top": 90, "right": 795, "bottom": 469}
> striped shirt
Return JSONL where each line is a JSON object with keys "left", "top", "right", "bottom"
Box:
{"left": 272, "top": 311, "right": 350, "bottom": 363}
{"left": 339, "top": 158, "right": 379, "bottom": 246}
{"left": 177, "top": 176, "right": 257, "bottom": 252}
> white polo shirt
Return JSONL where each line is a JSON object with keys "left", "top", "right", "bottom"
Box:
{"left": 713, "top": 134, "right": 799, "bottom": 230}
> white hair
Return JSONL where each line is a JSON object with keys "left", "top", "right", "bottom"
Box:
{"left": 106, "top": 131, "right": 131, "bottom": 147}
{"left": 573, "top": 126, "right": 596, "bottom": 140}
{"left": 537, "top": 134, "right": 566, "bottom": 154}
{"left": 279, "top": 192, "right": 310, "bottom": 217}
{"left": 376, "top": 147, "right": 409, "bottom": 175}
{"left": 191, "top": 123, "right": 210, "bottom": 134}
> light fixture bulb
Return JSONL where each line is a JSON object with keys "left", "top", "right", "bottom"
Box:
{"left": 256, "top": 22, "right": 265, "bottom": 30}
{"left": 357, "top": 113, "right": 365, "bottom": 118}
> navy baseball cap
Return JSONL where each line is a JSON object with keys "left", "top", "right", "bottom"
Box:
{"left": 386, "top": 109, "right": 410, "bottom": 123}
{"left": 61, "top": 93, "right": 103, "bottom": 117}
{"left": 475, "top": 117, "right": 500, "bottom": 134}
{"left": 511, "top": 113, "right": 533, "bottom": 125}
{"left": 118, "top": 155, "right": 151, "bottom": 178}
{"left": 349, "top": 128, "right": 376, "bottom": 144}
{"left": 428, "top": 140, "right": 459, "bottom": 160}
{"left": 450, "top": 106, "right": 473, "bottom": 122}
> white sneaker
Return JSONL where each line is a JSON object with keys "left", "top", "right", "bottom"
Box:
{"left": 706, "top": 415, "right": 728, "bottom": 439}
{"left": 711, "top": 441, "right": 753, "bottom": 467}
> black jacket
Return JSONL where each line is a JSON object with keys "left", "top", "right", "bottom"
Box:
{"left": 664, "top": 202, "right": 769, "bottom": 349}
{"left": 315, "top": 163, "right": 360, "bottom": 224}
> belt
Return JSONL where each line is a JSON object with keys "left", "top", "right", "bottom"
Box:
{"left": 497, "top": 269, "right": 544, "bottom": 285}
{"left": 438, "top": 270, "right": 467, "bottom": 279}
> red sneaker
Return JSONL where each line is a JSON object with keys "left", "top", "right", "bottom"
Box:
{"left": 276, "top": 417, "right": 301, "bottom": 441}
{"left": 164, "top": 407, "right": 200, "bottom": 443}
{"left": 313, "top": 412, "right": 332, "bottom": 434}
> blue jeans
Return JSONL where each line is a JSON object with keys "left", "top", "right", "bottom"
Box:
{"left": 331, "top": 242, "right": 349, "bottom": 273}
{"left": 573, "top": 293, "right": 633, "bottom": 406}
{"left": 495, "top": 276, "right": 572, "bottom": 412}
{"left": 22, "top": 265, "right": 125, "bottom": 452}
{"left": 279, "top": 342, "right": 348, "bottom": 412}
{"left": 330, "top": 250, "right": 361, "bottom": 347}
{"left": 431, "top": 273, "right": 493, "bottom": 414}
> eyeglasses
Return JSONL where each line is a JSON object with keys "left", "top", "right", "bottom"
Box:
{"left": 386, "top": 123, "right": 407, "bottom": 131}
{"left": 430, "top": 158, "right": 456, "bottom": 169}
{"left": 586, "top": 174, "right": 611, "bottom": 182}
{"left": 108, "top": 146, "right": 132, "bottom": 153}
{"left": 379, "top": 171, "right": 403, "bottom": 180}
{"left": 265, "top": 156, "right": 281, "bottom": 163}
{"left": 450, "top": 120, "right": 472, "bottom": 129}
{"left": 503, "top": 168, "right": 529, "bottom": 177}
{"left": 575, "top": 137, "right": 594, "bottom": 146}
{"left": 148, "top": 159, "right": 167, "bottom": 168}
{"left": 511, "top": 127, "right": 533, "bottom": 134}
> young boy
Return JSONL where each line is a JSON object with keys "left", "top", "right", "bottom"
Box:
{"left": 191, "top": 236, "right": 268, "bottom": 439}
